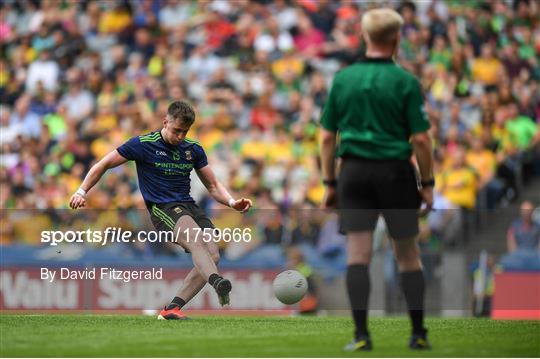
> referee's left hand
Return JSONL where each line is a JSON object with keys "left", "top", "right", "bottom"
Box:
{"left": 231, "top": 198, "right": 253, "bottom": 213}
{"left": 322, "top": 187, "right": 337, "bottom": 209}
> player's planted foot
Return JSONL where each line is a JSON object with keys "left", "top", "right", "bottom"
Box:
{"left": 157, "top": 306, "right": 189, "bottom": 320}
{"left": 409, "top": 329, "right": 431, "bottom": 350}
{"left": 212, "top": 277, "right": 232, "bottom": 306}
{"left": 343, "top": 336, "right": 372, "bottom": 352}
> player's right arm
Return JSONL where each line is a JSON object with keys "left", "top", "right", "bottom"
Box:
{"left": 69, "top": 150, "right": 128, "bottom": 209}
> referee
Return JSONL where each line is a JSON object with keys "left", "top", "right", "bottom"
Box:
{"left": 319, "top": 8, "right": 434, "bottom": 351}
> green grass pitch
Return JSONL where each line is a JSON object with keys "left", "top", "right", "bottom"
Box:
{"left": 0, "top": 315, "right": 539, "bottom": 357}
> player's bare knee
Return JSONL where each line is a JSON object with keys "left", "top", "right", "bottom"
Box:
{"left": 179, "top": 234, "right": 205, "bottom": 252}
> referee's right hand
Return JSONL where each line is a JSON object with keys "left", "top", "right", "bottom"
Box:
{"left": 322, "top": 186, "right": 337, "bottom": 209}
{"left": 418, "top": 187, "right": 433, "bottom": 217}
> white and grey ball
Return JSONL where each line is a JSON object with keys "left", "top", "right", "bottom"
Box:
{"left": 273, "top": 270, "right": 308, "bottom": 305}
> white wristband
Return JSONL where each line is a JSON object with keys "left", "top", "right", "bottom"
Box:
{"left": 76, "top": 188, "right": 87, "bottom": 197}
{"left": 228, "top": 198, "right": 236, "bottom": 208}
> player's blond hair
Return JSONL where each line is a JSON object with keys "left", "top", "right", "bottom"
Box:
{"left": 361, "top": 8, "right": 404, "bottom": 45}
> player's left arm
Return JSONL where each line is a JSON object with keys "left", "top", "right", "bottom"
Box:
{"left": 196, "top": 165, "right": 252, "bottom": 213}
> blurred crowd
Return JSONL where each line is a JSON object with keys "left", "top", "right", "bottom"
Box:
{"left": 1, "top": 0, "right": 540, "bottom": 249}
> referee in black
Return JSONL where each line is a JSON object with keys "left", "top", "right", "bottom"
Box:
{"left": 319, "top": 8, "right": 434, "bottom": 351}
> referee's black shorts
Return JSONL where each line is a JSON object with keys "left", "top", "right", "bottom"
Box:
{"left": 337, "top": 156, "right": 422, "bottom": 240}
{"left": 148, "top": 201, "right": 215, "bottom": 233}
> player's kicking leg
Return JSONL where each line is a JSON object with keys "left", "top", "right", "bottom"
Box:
{"left": 392, "top": 237, "right": 431, "bottom": 350}
{"left": 158, "top": 242, "right": 221, "bottom": 320}
{"left": 158, "top": 216, "right": 231, "bottom": 320}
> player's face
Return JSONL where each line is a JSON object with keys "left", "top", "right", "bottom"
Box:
{"left": 163, "top": 117, "right": 191, "bottom": 145}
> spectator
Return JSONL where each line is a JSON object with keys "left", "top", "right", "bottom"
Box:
{"left": 316, "top": 212, "right": 346, "bottom": 257}
{"left": 438, "top": 146, "right": 479, "bottom": 210}
{"left": 505, "top": 103, "right": 539, "bottom": 151}
{"left": 254, "top": 16, "right": 294, "bottom": 57}
{"left": 471, "top": 43, "right": 504, "bottom": 90}
{"left": 263, "top": 209, "right": 284, "bottom": 245}
{"left": 472, "top": 254, "right": 498, "bottom": 317}
{"left": 25, "top": 50, "right": 59, "bottom": 94}
{"left": 505, "top": 102, "right": 540, "bottom": 184}
{"left": 250, "top": 93, "right": 281, "bottom": 132}
{"left": 507, "top": 201, "right": 540, "bottom": 253}
{"left": 290, "top": 207, "right": 319, "bottom": 247}
{"left": 441, "top": 102, "right": 467, "bottom": 139}
{"left": 286, "top": 246, "right": 318, "bottom": 314}
{"left": 502, "top": 42, "right": 531, "bottom": 80}
{"left": 9, "top": 94, "right": 41, "bottom": 139}
{"left": 59, "top": 70, "right": 95, "bottom": 123}
{"left": 158, "top": 0, "right": 192, "bottom": 31}
{"left": 98, "top": 3, "right": 132, "bottom": 34}
{"left": 293, "top": 13, "right": 325, "bottom": 58}
{"left": 466, "top": 137, "right": 505, "bottom": 209}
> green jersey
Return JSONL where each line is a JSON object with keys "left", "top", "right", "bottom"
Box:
{"left": 320, "top": 58, "right": 430, "bottom": 160}
{"left": 505, "top": 116, "right": 538, "bottom": 149}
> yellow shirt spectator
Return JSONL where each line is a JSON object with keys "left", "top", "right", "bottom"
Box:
{"left": 466, "top": 148, "right": 496, "bottom": 186}
{"left": 439, "top": 167, "right": 478, "bottom": 209}
{"left": 200, "top": 129, "right": 224, "bottom": 153}
{"left": 491, "top": 124, "right": 516, "bottom": 152}
{"left": 272, "top": 54, "right": 305, "bottom": 81}
{"left": 266, "top": 140, "right": 293, "bottom": 164}
{"left": 95, "top": 112, "right": 118, "bottom": 133}
{"left": 471, "top": 58, "right": 503, "bottom": 86}
{"left": 99, "top": 9, "right": 131, "bottom": 34}
{"left": 240, "top": 140, "right": 269, "bottom": 161}
{"left": 307, "top": 183, "right": 324, "bottom": 205}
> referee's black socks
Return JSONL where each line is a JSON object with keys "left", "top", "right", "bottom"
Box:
{"left": 400, "top": 270, "right": 426, "bottom": 335}
{"left": 346, "top": 264, "right": 370, "bottom": 338}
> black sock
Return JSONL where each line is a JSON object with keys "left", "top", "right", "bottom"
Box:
{"left": 346, "top": 264, "right": 370, "bottom": 339}
{"left": 166, "top": 296, "right": 186, "bottom": 310}
{"left": 208, "top": 273, "right": 221, "bottom": 286}
{"left": 400, "top": 270, "right": 425, "bottom": 335}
